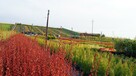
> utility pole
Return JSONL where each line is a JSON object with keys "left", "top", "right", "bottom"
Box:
{"left": 91, "top": 20, "right": 94, "bottom": 40}
{"left": 60, "top": 26, "right": 62, "bottom": 37}
{"left": 71, "top": 27, "right": 73, "bottom": 31}
{"left": 45, "top": 10, "right": 50, "bottom": 49}
{"left": 100, "top": 32, "right": 102, "bottom": 44}
{"left": 92, "top": 20, "right": 94, "bottom": 35}
{"left": 71, "top": 27, "right": 73, "bottom": 37}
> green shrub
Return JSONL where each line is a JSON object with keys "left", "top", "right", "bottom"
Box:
{"left": 48, "top": 35, "right": 55, "bottom": 39}
{"left": 115, "top": 39, "right": 136, "bottom": 56}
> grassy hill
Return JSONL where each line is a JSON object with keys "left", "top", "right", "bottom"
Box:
{"left": 0, "top": 23, "right": 79, "bottom": 37}
{"left": 0, "top": 23, "right": 14, "bottom": 31}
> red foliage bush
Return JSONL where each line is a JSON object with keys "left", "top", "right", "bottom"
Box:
{"left": 0, "top": 34, "right": 75, "bottom": 76}
{"left": 0, "top": 41, "right": 2, "bottom": 76}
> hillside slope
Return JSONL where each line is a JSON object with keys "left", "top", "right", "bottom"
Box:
{"left": 0, "top": 23, "right": 79, "bottom": 37}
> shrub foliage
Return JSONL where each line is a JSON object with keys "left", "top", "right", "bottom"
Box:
{"left": 115, "top": 39, "right": 136, "bottom": 56}
{"left": 0, "top": 34, "right": 75, "bottom": 76}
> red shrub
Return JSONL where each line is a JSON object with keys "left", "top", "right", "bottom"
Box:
{"left": 0, "top": 41, "right": 2, "bottom": 76}
{"left": 1, "top": 34, "right": 74, "bottom": 76}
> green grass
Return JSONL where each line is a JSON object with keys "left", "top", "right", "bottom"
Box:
{"left": 0, "top": 23, "right": 13, "bottom": 31}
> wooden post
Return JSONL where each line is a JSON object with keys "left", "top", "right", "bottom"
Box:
{"left": 45, "top": 10, "right": 50, "bottom": 49}
{"left": 92, "top": 20, "right": 94, "bottom": 35}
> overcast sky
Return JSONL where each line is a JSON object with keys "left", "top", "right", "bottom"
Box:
{"left": 0, "top": 0, "right": 136, "bottom": 39}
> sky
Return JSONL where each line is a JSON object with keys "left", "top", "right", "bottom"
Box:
{"left": 0, "top": 0, "right": 136, "bottom": 39}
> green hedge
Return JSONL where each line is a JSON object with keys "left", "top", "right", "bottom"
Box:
{"left": 115, "top": 39, "right": 136, "bottom": 56}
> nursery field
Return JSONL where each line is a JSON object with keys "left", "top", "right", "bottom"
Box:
{"left": 34, "top": 35, "right": 136, "bottom": 76}
{"left": 0, "top": 23, "right": 79, "bottom": 37}
{"left": 0, "top": 24, "right": 136, "bottom": 76}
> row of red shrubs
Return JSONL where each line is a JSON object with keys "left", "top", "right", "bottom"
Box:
{"left": 0, "top": 34, "right": 76, "bottom": 76}
{"left": 0, "top": 41, "right": 2, "bottom": 76}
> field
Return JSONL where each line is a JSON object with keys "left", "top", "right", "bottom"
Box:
{"left": 0, "top": 23, "right": 79, "bottom": 37}
{"left": 35, "top": 36, "right": 136, "bottom": 76}
{"left": 0, "top": 23, "right": 136, "bottom": 76}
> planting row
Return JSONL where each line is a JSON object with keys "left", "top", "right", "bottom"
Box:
{"left": 0, "top": 34, "right": 78, "bottom": 76}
